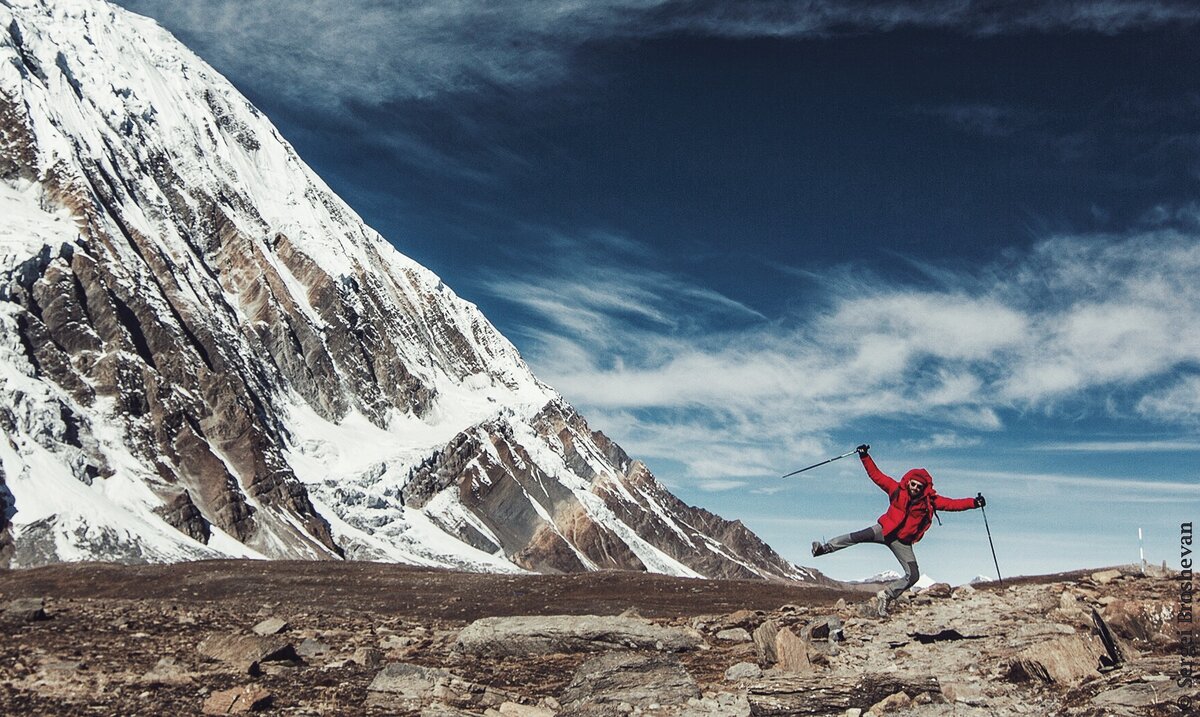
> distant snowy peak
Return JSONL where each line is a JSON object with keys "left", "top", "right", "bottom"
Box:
{"left": 0, "top": 0, "right": 818, "bottom": 583}
{"left": 854, "top": 571, "right": 937, "bottom": 589}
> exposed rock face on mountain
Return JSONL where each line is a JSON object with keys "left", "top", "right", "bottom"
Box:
{"left": 0, "top": 0, "right": 815, "bottom": 582}
{"left": 403, "top": 401, "right": 814, "bottom": 580}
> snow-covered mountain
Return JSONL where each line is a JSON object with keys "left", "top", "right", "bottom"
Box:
{"left": 0, "top": 0, "right": 820, "bottom": 582}
{"left": 855, "top": 571, "right": 937, "bottom": 589}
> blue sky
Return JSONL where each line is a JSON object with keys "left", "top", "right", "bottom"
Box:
{"left": 116, "top": 0, "right": 1200, "bottom": 584}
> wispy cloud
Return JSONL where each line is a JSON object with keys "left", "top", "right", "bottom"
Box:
{"left": 483, "top": 224, "right": 1200, "bottom": 484}
{"left": 117, "top": 1, "right": 1200, "bottom": 110}
{"left": 1137, "top": 375, "right": 1200, "bottom": 423}
{"left": 949, "top": 468, "right": 1200, "bottom": 498}
{"left": 915, "top": 103, "right": 1036, "bottom": 137}
{"left": 1032, "top": 438, "right": 1200, "bottom": 452}
{"left": 901, "top": 432, "right": 985, "bottom": 451}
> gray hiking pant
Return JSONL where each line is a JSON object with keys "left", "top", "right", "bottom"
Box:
{"left": 826, "top": 523, "right": 919, "bottom": 601}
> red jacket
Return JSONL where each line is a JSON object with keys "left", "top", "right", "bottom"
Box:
{"left": 862, "top": 455, "right": 975, "bottom": 544}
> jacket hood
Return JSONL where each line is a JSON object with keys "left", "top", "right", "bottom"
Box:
{"left": 902, "top": 468, "right": 933, "bottom": 488}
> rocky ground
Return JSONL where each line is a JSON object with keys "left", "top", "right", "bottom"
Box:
{"left": 0, "top": 561, "right": 1192, "bottom": 716}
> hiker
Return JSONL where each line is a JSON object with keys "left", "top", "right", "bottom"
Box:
{"left": 810, "top": 444, "right": 984, "bottom": 616}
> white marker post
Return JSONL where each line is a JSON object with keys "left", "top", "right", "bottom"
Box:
{"left": 1138, "top": 527, "right": 1145, "bottom": 574}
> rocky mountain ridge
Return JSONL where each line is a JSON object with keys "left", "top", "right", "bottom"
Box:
{"left": 0, "top": 0, "right": 815, "bottom": 582}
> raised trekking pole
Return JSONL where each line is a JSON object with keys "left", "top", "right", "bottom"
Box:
{"left": 781, "top": 445, "right": 865, "bottom": 478}
{"left": 978, "top": 492, "right": 1003, "bottom": 587}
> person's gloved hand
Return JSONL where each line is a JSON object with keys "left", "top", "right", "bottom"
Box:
{"left": 856, "top": 444, "right": 870, "bottom": 457}
{"left": 975, "top": 493, "right": 986, "bottom": 508}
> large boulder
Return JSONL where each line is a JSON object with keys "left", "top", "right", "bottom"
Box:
{"left": 558, "top": 652, "right": 700, "bottom": 713}
{"left": 2, "top": 597, "right": 48, "bottom": 622}
{"left": 1101, "top": 598, "right": 1177, "bottom": 649}
{"left": 774, "top": 628, "right": 814, "bottom": 674}
{"left": 366, "top": 662, "right": 514, "bottom": 712}
{"left": 454, "top": 615, "right": 704, "bottom": 656}
{"left": 197, "top": 634, "right": 300, "bottom": 675}
{"left": 1004, "top": 634, "right": 1105, "bottom": 686}
{"left": 752, "top": 619, "right": 781, "bottom": 665}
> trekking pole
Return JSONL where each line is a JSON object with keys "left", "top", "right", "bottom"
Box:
{"left": 781, "top": 446, "right": 863, "bottom": 478}
{"left": 978, "top": 492, "right": 1003, "bottom": 587}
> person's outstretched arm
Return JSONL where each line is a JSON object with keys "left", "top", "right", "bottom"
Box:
{"left": 934, "top": 493, "right": 983, "bottom": 511}
{"left": 858, "top": 445, "right": 898, "bottom": 494}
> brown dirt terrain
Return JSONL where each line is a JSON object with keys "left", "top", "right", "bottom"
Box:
{"left": 0, "top": 561, "right": 1192, "bottom": 716}
{"left": 0, "top": 560, "right": 866, "bottom": 620}
{"left": 0, "top": 561, "right": 863, "bottom": 716}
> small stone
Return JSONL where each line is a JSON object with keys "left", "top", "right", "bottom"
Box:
{"left": 251, "top": 617, "right": 288, "bottom": 636}
{"left": 379, "top": 634, "right": 415, "bottom": 651}
{"left": 201, "top": 685, "right": 272, "bottom": 714}
{"left": 297, "top": 637, "right": 331, "bottom": 658}
{"left": 724, "top": 662, "right": 763, "bottom": 681}
{"left": 921, "top": 582, "right": 952, "bottom": 598}
{"left": 353, "top": 647, "right": 384, "bottom": 668}
{"left": 868, "top": 690, "right": 912, "bottom": 714}
{"left": 140, "top": 657, "right": 194, "bottom": 686}
{"left": 722, "top": 608, "right": 759, "bottom": 629}
{"left": 715, "top": 628, "right": 752, "bottom": 642}
{"left": 941, "top": 682, "right": 986, "bottom": 704}
{"left": 801, "top": 616, "right": 844, "bottom": 642}
{"left": 1090, "top": 569, "right": 1121, "bottom": 585}
{"left": 2, "top": 597, "right": 48, "bottom": 623}
{"left": 497, "top": 702, "right": 555, "bottom": 716}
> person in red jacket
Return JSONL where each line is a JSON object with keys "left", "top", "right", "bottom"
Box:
{"left": 810, "top": 444, "right": 984, "bottom": 616}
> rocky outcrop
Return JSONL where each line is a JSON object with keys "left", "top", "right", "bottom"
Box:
{"left": 1005, "top": 633, "right": 1107, "bottom": 685}
{"left": 454, "top": 614, "right": 706, "bottom": 656}
{"left": 747, "top": 674, "right": 941, "bottom": 716}
{"left": 365, "top": 662, "right": 517, "bottom": 712}
{"left": 559, "top": 652, "right": 701, "bottom": 714}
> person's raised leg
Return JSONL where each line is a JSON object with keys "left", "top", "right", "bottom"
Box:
{"left": 813, "top": 523, "right": 883, "bottom": 556}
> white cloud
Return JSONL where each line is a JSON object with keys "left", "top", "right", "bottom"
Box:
{"left": 1137, "top": 375, "right": 1200, "bottom": 423}
{"left": 484, "top": 228, "right": 1200, "bottom": 483}
{"left": 901, "top": 432, "right": 985, "bottom": 451}
{"left": 1033, "top": 438, "right": 1200, "bottom": 451}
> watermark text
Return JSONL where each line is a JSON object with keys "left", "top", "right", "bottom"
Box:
{"left": 1179, "top": 521, "right": 1194, "bottom": 710}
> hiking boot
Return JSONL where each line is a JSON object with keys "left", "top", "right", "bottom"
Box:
{"left": 811, "top": 541, "right": 832, "bottom": 557}
{"left": 873, "top": 590, "right": 891, "bottom": 617}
